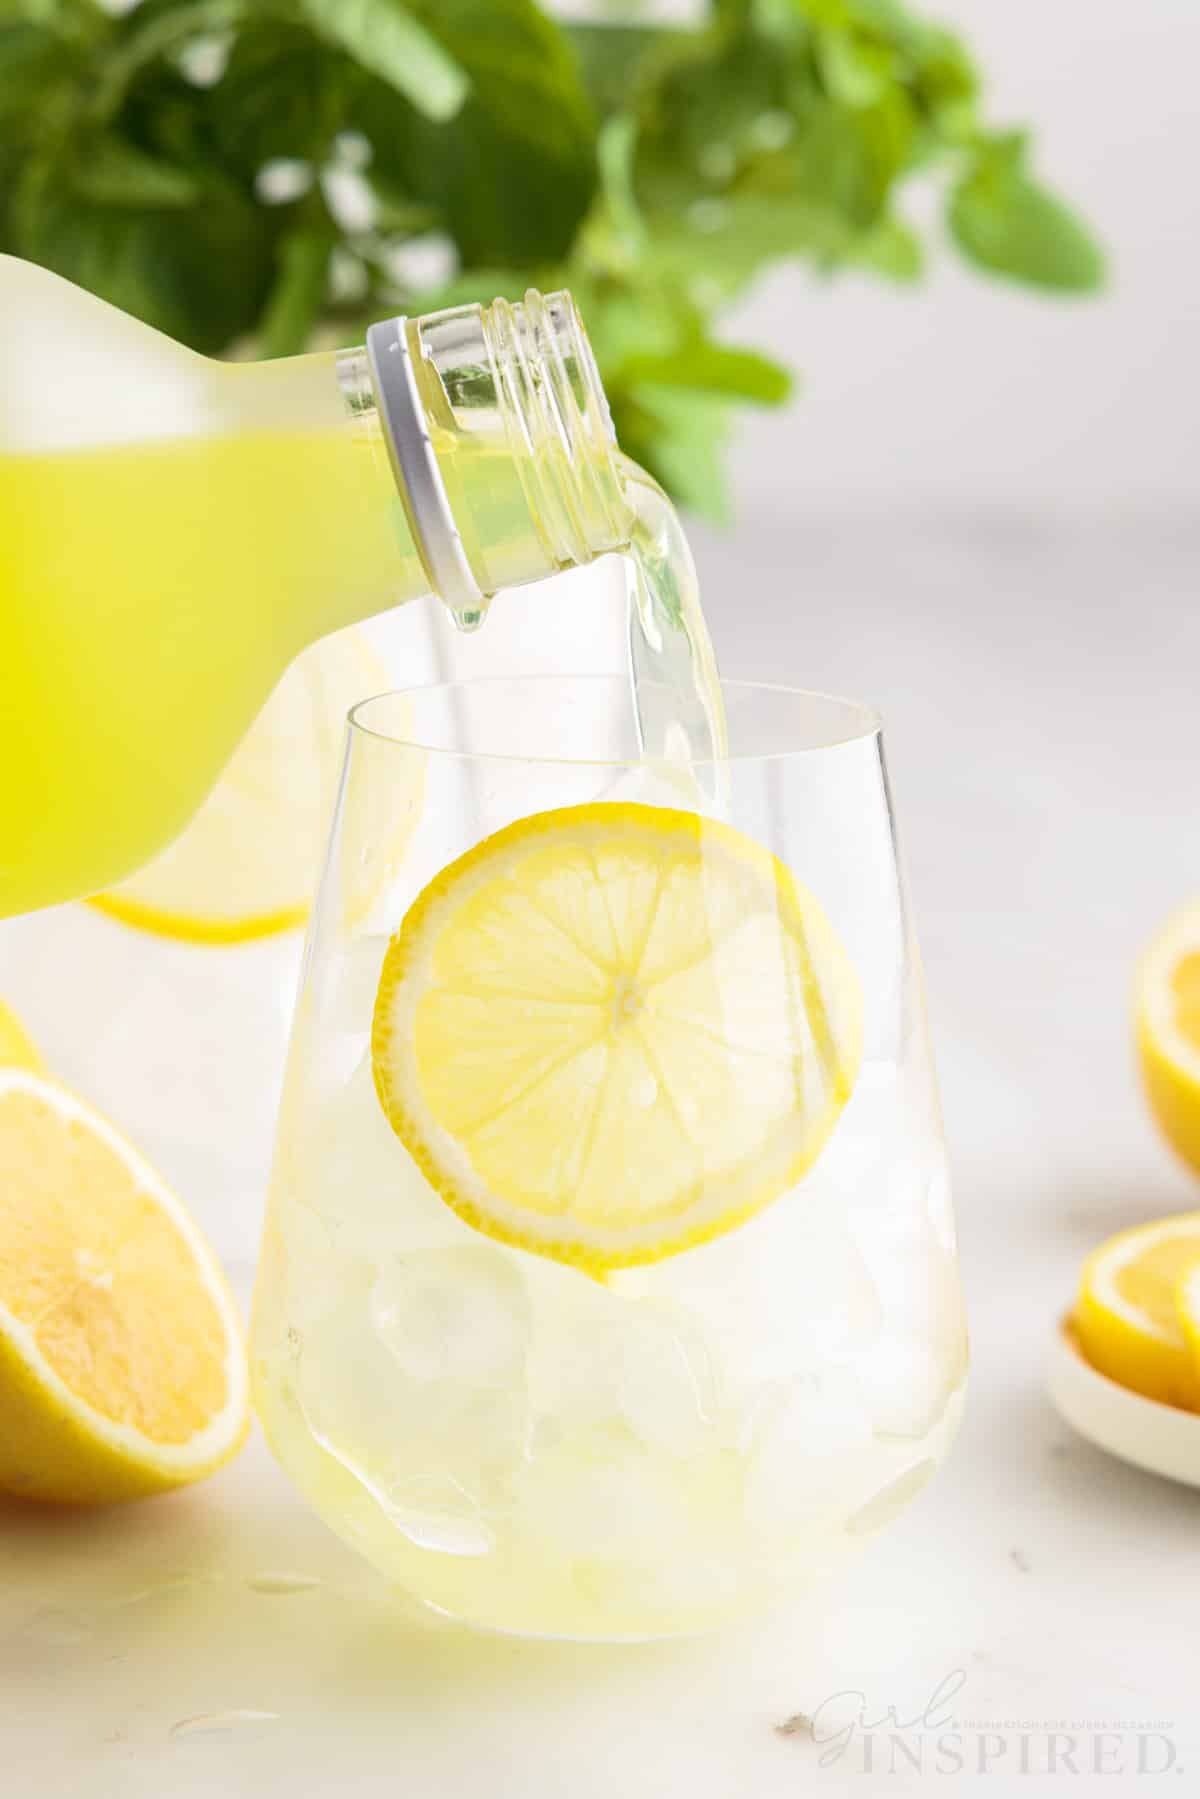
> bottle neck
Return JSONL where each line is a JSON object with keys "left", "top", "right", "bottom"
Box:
{"left": 337, "top": 290, "right": 632, "bottom": 624}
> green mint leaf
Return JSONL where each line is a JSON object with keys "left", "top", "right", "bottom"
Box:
{"left": 207, "top": 23, "right": 338, "bottom": 174}
{"left": 565, "top": 22, "right": 664, "bottom": 118}
{"left": 71, "top": 135, "right": 200, "bottom": 208}
{"left": 814, "top": 26, "right": 896, "bottom": 108}
{"left": 297, "top": 0, "right": 469, "bottom": 122}
{"left": 353, "top": 0, "right": 596, "bottom": 267}
{"left": 15, "top": 165, "right": 276, "bottom": 351}
{"left": 849, "top": 210, "right": 922, "bottom": 279}
{"left": 623, "top": 338, "right": 792, "bottom": 406}
{"left": 257, "top": 223, "right": 333, "bottom": 357}
{"left": 617, "top": 386, "right": 733, "bottom": 523}
{"left": 949, "top": 157, "right": 1106, "bottom": 293}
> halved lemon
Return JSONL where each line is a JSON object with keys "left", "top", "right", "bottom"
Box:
{"left": 1178, "top": 1261, "right": 1200, "bottom": 1392}
{"left": 1074, "top": 1213, "right": 1200, "bottom": 1410}
{"left": 1136, "top": 902, "right": 1200, "bottom": 1178}
{"left": 0, "top": 997, "right": 42, "bottom": 1073}
{"left": 0, "top": 1069, "right": 249, "bottom": 1502}
{"left": 90, "top": 626, "right": 396, "bottom": 944}
{"left": 372, "top": 803, "right": 862, "bottom": 1274}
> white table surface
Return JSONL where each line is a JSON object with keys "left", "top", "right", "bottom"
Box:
{"left": 3, "top": 513, "right": 1199, "bottom": 1796}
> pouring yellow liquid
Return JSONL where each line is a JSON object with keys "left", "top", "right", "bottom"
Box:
{"left": 2, "top": 258, "right": 729, "bottom": 918}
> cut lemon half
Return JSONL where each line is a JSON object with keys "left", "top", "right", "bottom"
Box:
{"left": 90, "top": 626, "right": 398, "bottom": 944}
{"left": 372, "top": 803, "right": 863, "bottom": 1274}
{"left": 1137, "top": 901, "right": 1200, "bottom": 1178}
{"left": 0, "top": 996, "right": 42, "bottom": 1073}
{"left": 0, "top": 1070, "right": 249, "bottom": 1502}
{"left": 1074, "top": 1213, "right": 1200, "bottom": 1410}
{"left": 1178, "top": 1262, "right": 1200, "bottom": 1392}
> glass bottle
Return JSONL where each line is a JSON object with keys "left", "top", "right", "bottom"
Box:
{"left": 0, "top": 255, "right": 631, "bottom": 916}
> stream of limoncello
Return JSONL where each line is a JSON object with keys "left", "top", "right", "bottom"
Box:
{"left": 617, "top": 453, "right": 728, "bottom": 780}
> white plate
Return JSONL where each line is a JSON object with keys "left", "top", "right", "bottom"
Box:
{"left": 1048, "top": 1318, "right": 1200, "bottom": 1487}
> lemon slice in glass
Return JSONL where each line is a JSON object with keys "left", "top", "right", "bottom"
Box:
{"left": 372, "top": 803, "right": 862, "bottom": 1274}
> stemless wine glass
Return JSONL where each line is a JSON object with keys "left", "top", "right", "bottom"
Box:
{"left": 252, "top": 677, "right": 967, "bottom": 1642}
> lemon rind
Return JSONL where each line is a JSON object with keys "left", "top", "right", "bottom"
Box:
{"left": 0, "top": 1068, "right": 249, "bottom": 1481}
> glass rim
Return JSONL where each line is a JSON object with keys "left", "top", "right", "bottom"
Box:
{"left": 347, "top": 675, "right": 881, "bottom": 768}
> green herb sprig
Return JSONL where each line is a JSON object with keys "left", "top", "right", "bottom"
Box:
{"left": 0, "top": 0, "right": 1105, "bottom": 516}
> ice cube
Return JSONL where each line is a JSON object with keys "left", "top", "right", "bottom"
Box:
{"left": 370, "top": 1244, "right": 531, "bottom": 1387}
{"left": 849, "top": 1331, "right": 965, "bottom": 1440}
{"left": 329, "top": 932, "right": 391, "bottom": 1035}
{"left": 517, "top": 1434, "right": 684, "bottom": 1561}
{"left": 297, "top": 1264, "right": 529, "bottom": 1533}
{"left": 743, "top": 1368, "right": 878, "bottom": 1537}
{"left": 377, "top": 1470, "right": 494, "bottom": 1558}
{"left": 853, "top": 1228, "right": 967, "bottom": 1370}
{"left": 306, "top": 1056, "right": 464, "bottom": 1255}
{"left": 614, "top": 1305, "right": 720, "bottom": 1460}
{"left": 296, "top": 1271, "right": 417, "bottom": 1479}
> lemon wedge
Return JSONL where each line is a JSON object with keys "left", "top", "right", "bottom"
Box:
{"left": 0, "top": 1069, "right": 249, "bottom": 1502}
{"left": 1074, "top": 1213, "right": 1200, "bottom": 1410}
{"left": 372, "top": 803, "right": 862, "bottom": 1274}
{"left": 1136, "top": 901, "right": 1200, "bottom": 1178}
{"left": 0, "top": 997, "right": 42, "bottom": 1073}
{"left": 90, "top": 626, "right": 395, "bottom": 944}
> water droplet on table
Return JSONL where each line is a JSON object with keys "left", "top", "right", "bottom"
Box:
{"left": 170, "top": 1710, "right": 280, "bottom": 1742}
{"left": 247, "top": 1572, "right": 322, "bottom": 1595}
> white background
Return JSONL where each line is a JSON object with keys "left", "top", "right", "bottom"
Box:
{"left": 733, "top": 0, "right": 1200, "bottom": 516}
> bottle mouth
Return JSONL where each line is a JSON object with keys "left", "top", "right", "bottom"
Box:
{"left": 483, "top": 289, "right": 628, "bottom": 571}
{"left": 364, "top": 288, "right": 631, "bottom": 610}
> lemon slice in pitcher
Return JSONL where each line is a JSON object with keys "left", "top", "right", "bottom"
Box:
{"left": 91, "top": 627, "right": 393, "bottom": 944}
{"left": 372, "top": 803, "right": 862, "bottom": 1274}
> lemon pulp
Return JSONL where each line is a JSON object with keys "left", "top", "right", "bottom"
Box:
{"left": 0, "top": 1069, "right": 248, "bottom": 1502}
{"left": 372, "top": 802, "right": 862, "bottom": 1274}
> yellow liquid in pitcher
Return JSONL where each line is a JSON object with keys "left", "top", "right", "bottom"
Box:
{"left": 0, "top": 424, "right": 418, "bottom": 916}
{"left": 0, "top": 417, "right": 723, "bottom": 917}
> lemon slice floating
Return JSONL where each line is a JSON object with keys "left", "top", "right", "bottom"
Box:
{"left": 1136, "top": 901, "right": 1200, "bottom": 1178}
{"left": 0, "top": 1069, "right": 248, "bottom": 1502}
{"left": 0, "top": 997, "right": 42, "bottom": 1073}
{"left": 372, "top": 803, "right": 862, "bottom": 1274}
{"left": 1074, "top": 1213, "right": 1200, "bottom": 1410}
{"left": 91, "top": 626, "right": 395, "bottom": 944}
